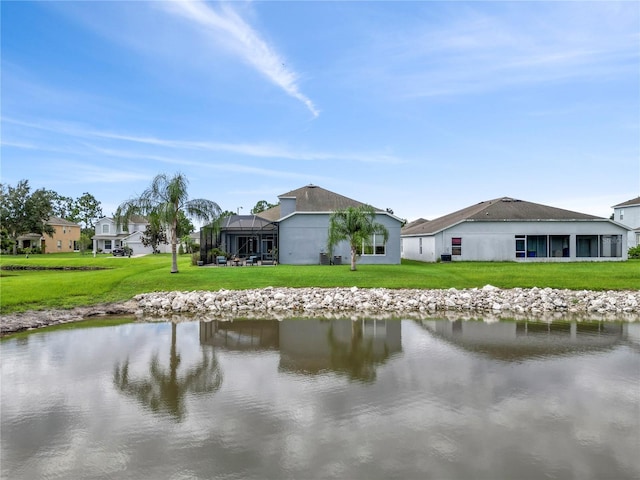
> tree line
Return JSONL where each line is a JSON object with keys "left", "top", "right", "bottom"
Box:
{"left": 0, "top": 179, "right": 103, "bottom": 255}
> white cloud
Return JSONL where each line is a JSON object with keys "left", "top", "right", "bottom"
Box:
{"left": 162, "top": 0, "right": 319, "bottom": 117}
{"left": 3, "top": 117, "right": 402, "bottom": 165}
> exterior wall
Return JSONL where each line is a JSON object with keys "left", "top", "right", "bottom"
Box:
{"left": 17, "top": 222, "right": 81, "bottom": 253}
{"left": 44, "top": 223, "right": 81, "bottom": 253}
{"left": 613, "top": 205, "right": 640, "bottom": 249}
{"left": 92, "top": 217, "right": 171, "bottom": 254}
{"left": 402, "top": 235, "right": 437, "bottom": 262}
{"left": 403, "top": 220, "right": 629, "bottom": 262}
{"left": 278, "top": 213, "right": 402, "bottom": 265}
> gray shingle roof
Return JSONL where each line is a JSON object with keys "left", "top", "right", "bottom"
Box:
{"left": 278, "top": 184, "right": 380, "bottom": 212}
{"left": 612, "top": 196, "right": 640, "bottom": 208}
{"left": 47, "top": 216, "right": 80, "bottom": 227}
{"left": 255, "top": 184, "right": 386, "bottom": 222}
{"left": 402, "top": 197, "right": 603, "bottom": 236}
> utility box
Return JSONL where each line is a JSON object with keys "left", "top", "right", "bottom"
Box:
{"left": 333, "top": 255, "right": 342, "bottom": 265}
{"left": 320, "top": 253, "right": 330, "bottom": 265}
{"left": 440, "top": 254, "right": 452, "bottom": 262}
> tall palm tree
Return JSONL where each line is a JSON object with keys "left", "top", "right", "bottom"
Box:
{"left": 116, "top": 172, "right": 221, "bottom": 273}
{"left": 327, "top": 204, "right": 389, "bottom": 271}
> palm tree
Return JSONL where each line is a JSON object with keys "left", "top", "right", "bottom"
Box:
{"left": 116, "top": 172, "right": 221, "bottom": 273}
{"left": 327, "top": 204, "right": 389, "bottom": 271}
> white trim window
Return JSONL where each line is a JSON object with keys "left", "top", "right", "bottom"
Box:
{"left": 102, "top": 224, "right": 110, "bottom": 234}
{"left": 361, "top": 234, "right": 386, "bottom": 256}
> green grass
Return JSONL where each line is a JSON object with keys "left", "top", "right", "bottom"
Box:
{"left": 1, "top": 253, "right": 638, "bottom": 314}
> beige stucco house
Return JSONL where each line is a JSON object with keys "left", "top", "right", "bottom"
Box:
{"left": 17, "top": 217, "right": 81, "bottom": 253}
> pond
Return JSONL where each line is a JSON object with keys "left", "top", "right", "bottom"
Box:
{"left": 1, "top": 317, "right": 639, "bottom": 480}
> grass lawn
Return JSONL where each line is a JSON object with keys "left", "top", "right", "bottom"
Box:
{"left": 1, "top": 253, "right": 639, "bottom": 314}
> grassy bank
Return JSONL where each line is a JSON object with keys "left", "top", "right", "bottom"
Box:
{"left": 1, "top": 253, "right": 638, "bottom": 314}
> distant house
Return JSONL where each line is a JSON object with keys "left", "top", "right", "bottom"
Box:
{"left": 17, "top": 217, "right": 81, "bottom": 253}
{"left": 401, "top": 197, "right": 630, "bottom": 262}
{"left": 201, "top": 184, "right": 403, "bottom": 265}
{"left": 612, "top": 197, "right": 640, "bottom": 249}
{"left": 92, "top": 215, "right": 171, "bottom": 255}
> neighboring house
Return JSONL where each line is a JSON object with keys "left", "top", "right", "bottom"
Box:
{"left": 200, "top": 184, "right": 403, "bottom": 265}
{"left": 92, "top": 215, "right": 171, "bottom": 255}
{"left": 17, "top": 217, "right": 81, "bottom": 253}
{"left": 401, "top": 197, "right": 630, "bottom": 262}
{"left": 612, "top": 196, "right": 640, "bottom": 249}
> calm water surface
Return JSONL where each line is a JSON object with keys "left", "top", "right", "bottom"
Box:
{"left": 1, "top": 318, "right": 639, "bottom": 480}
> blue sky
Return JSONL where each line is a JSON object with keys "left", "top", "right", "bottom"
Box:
{"left": 2, "top": 1, "right": 639, "bottom": 223}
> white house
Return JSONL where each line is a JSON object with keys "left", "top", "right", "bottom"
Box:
{"left": 402, "top": 197, "right": 630, "bottom": 262}
{"left": 612, "top": 196, "right": 640, "bottom": 249}
{"left": 92, "top": 215, "right": 171, "bottom": 255}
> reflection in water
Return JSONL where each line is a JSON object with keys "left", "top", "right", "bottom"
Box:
{"left": 419, "top": 319, "right": 630, "bottom": 361}
{"left": 1, "top": 317, "right": 638, "bottom": 480}
{"left": 113, "top": 322, "right": 222, "bottom": 421}
{"left": 200, "top": 318, "right": 402, "bottom": 382}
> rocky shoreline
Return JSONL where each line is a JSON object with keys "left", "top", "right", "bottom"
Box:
{"left": 2, "top": 286, "right": 639, "bottom": 336}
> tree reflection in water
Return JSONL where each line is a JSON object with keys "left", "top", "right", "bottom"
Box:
{"left": 327, "top": 321, "right": 390, "bottom": 383}
{"left": 113, "top": 323, "right": 222, "bottom": 421}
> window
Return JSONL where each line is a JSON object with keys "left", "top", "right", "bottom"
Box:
{"left": 69, "top": 240, "right": 72, "bottom": 249}
{"left": 57, "top": 240, "right": 62, "bottom": 250}
{"left": 451, "top": 237, "right": 462, "bottom": 256}
{"left": 526, "top": 235, "right": 547, "bottom": 257}
{"left": 600, "top": 235, "right": 622, "bottom": 257}
{"left": 104, "top": 240, "right": 112, "bottom": 250}
{"left": 516, "top": 235, "right": 568, "bottom": 258}
{"left": 361, "top": 234, "right": 386, "bottom": 255}
{"left": 620, "top": 209, "right": 624, "bottom": 221}
{"left": 419, "top": 238, "right": 422, "bottom": 254}
{"left": 63, "top": 227, "right": 66, "bottom": 234}
{"left": 576, "top": 235, "right": 598, "bottom": 257}
{"left": 515, "top": 235, "right": 526, "bottom": 258}
{"left": 102, "top": 224, "right": 110, "bottom": 234}
{"left": 550, "top": 235, "right": 570, "bottom": 257}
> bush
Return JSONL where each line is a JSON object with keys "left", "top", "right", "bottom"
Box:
{"left": 628, "top": 245, "right": 640, "bottom": 259}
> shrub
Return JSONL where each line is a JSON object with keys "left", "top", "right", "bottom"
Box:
{"left": 628, "top": 245, "right": 640, "bottom": 259}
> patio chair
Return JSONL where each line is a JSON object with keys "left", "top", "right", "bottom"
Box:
{"left": 246, "top": 255, "right": 258, "bottom": 266}
{"left": 217, "top": 255, "right": 227, "bottom": 266}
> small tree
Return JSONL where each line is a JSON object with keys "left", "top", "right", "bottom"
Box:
{"left": 78, "top": 232, "right": 93, "bottom": 254}
{"left": 141, "top": 215, "right": 169, "bottom": 253}
{"left": 327, "top": 205, "right": 389, "bottom": 271}
{"left": 116, "top": 173, "right": 222, "bottom": 273}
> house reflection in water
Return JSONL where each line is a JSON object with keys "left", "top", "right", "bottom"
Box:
{"left": 200, "top": 319, "right": 402, "bottom": 382}
{"left": 418, "top": 319, "right": 631, "bottom": 361}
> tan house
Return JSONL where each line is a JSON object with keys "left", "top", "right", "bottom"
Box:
{"left": 17, "top": 217, "right": 81, "bottom": 253}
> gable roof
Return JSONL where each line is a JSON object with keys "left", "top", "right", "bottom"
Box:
{"left": 47, "top": 216, "right": 80, "bottom": 227}
{"left": 256, "top": 184, "right": 393, "bottom": 222}
{"left": 402, "top": 197, "right": 604, "bottom": 236}
{"left": 612, "top": 196, "right": 640, "bottom": 208}
{"left": 402, "top": 218, "right": 429, "bottom": 234}
{"left": 278, "top": 184, "right": 379, "bottom": 212}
